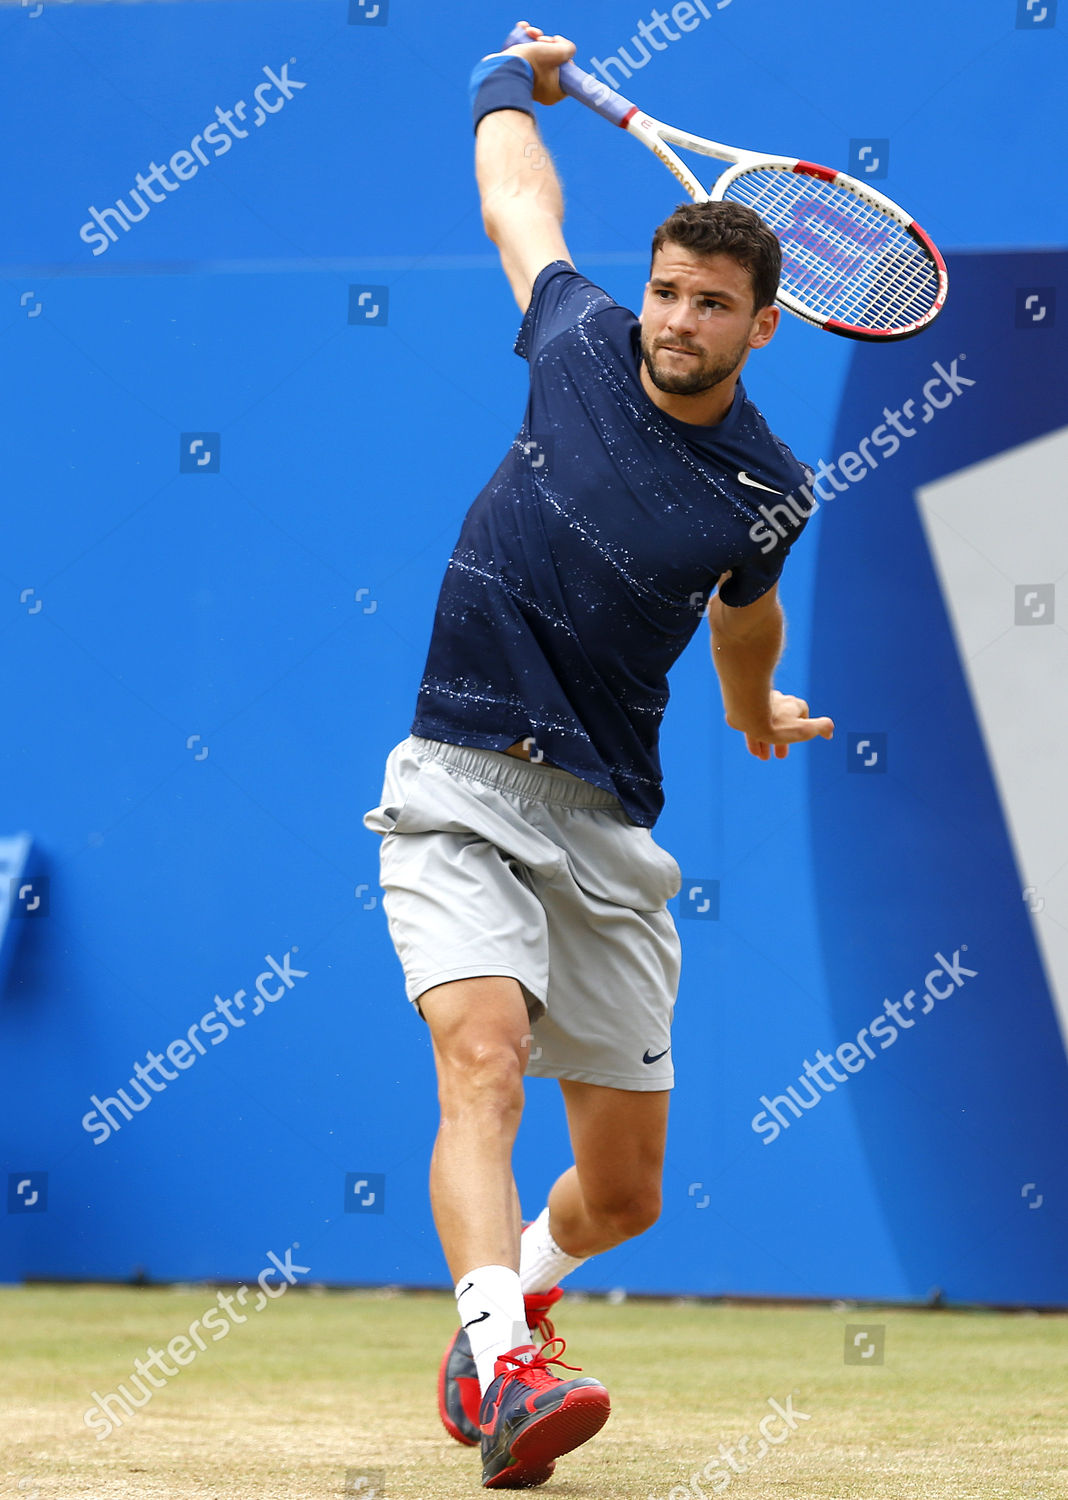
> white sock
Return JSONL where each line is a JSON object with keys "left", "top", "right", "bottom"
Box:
{"left": 519, "top": 1207, "right": 588, "bottom": 1293}
{"left": 455, "top": 1265, "right": 531, "bottom": 1394}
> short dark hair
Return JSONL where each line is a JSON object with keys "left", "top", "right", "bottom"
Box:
{"left": 649, "top": 200, "right": 781, "bottom": 313}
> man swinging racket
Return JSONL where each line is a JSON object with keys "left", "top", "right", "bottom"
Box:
{"left": 363, "top": 21, "right": 834, "bottom": 1491}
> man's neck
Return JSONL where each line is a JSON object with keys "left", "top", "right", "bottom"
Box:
{"left": 639, "top": 360, "right": 738, "bottom": 428}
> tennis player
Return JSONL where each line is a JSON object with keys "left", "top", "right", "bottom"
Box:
{"left": 363, "top": 21, "right": 834, "bottom": 1490}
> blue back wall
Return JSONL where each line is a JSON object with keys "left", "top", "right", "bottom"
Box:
{"left": 2, "top": 0, "right": 1066, "bottom": 1304}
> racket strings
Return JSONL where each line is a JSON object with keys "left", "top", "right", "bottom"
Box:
{"left": 722, "top": 167, "right": 940, "bottom": 333}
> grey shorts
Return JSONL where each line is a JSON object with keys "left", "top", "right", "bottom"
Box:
{"left": 362, "top": 736, "right": 683, "bottom": 1091}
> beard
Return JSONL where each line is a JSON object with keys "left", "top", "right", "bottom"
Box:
{"left": 640, "top": 328, "right": 750, "bottom": 397}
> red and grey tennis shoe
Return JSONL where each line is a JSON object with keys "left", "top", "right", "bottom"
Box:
{"left": 479, "top": 1337, "right": 610, "bottom": 1489}
{"left": 438, "top": 1287, "right": 564, "bottom": 1447}
{"left": 438, "top": 1321, "right": 484, "bottom": 1447}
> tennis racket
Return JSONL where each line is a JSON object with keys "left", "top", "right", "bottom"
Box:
{"left": 500, "top": 22, "right": 947, "bottom": 342}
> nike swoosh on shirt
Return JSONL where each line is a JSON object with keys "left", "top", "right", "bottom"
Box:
{"left": 737, "top": 471, "right": 785, "bottom": 495}
{"left": 642, "top": 1047, "right": 670, "bottom": 1064}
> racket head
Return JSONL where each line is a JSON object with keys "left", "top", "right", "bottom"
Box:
{"left": 711, "top": 159, "right": 948, "bottom": 341}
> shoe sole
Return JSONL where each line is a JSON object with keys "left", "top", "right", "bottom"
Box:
{"left": 437, "top": 1334, "right": 480, "bottom": 1447}
{"left": 482, "top": 1385, "right": 611, "bottom": 1489}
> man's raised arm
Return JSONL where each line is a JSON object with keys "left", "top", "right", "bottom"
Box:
{"left": 473, "top": 24, "right": 576, "bottom": 312}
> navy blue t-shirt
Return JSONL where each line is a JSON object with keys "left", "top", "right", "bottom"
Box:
{"left": 411, "top": 260, "right": 811, "bottom": 827}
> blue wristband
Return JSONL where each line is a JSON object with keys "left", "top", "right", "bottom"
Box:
{"left": 470, "top": 54, "right": 536, "bottom": 134}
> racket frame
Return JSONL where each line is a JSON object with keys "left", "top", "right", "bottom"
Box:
{"left": 497, "top": 26, "right": 948, "bottom": 340}
{"left": 621, "top": 110, "right": 947, "bottom": 340}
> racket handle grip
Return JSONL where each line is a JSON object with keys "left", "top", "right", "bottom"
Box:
{"left": 499, "top": 22, "right": 637, "bottom": 128}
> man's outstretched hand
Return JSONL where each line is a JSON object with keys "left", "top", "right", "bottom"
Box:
{"left": 731, "top": 690, "right": 835, "bottom": 761}
{"left": 486, "top": 19, "right": 576, "bottom": 104}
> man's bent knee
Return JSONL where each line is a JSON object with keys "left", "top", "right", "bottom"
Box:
{"left": 437, "top": 1039, "right": 525, "bottom": 1114}
{"left": 584, "top": 1192, "right": 661, "bottom": 1245}
{"left": 421, "top": 975, "right": 530, "bottom": 1122}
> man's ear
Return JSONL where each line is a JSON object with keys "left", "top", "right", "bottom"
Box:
{"left": 749, "top": 303, "right": 780, "bottom": 349}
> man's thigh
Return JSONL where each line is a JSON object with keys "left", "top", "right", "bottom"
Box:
{"left": 519, "top": 797, "right": 682, "bottom": 1091}
{"left": 419, "top": 974, "right": 532, "bottom": 1069}
{"left": 526, "top": 884, "right": 681, "bottom": 1090}
{"left": 378, "top": 826, "right": 550, "bottom": 1021}
{"left": 558, "top": 1079, "right": 670, "bottom": 1205}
